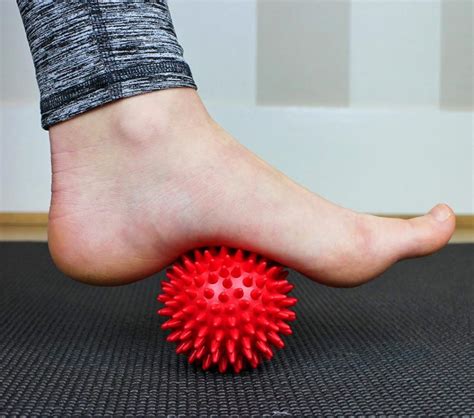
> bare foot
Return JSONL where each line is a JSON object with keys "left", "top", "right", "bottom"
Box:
{"left": 48, "top": 88, "right": 455, "bottom": 286}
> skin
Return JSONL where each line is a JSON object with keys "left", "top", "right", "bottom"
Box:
{"left": 47, "top": 88, "right": 455, "bottom": 287}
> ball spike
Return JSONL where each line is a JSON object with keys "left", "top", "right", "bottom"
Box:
{"left": 185, "top": 288, "right": 197, "bottom": 299}
{"left": 157, "top": 307, "right": 174, "bottom": 316}
{"left": 250, "top": 354, "right": 259, "bottom": 368}
{"left": 157, "top": 294, "right": 169, "bottom": 303}
{"left": 166, "top": 330, "right": 182, "bottom": 342}
{"left": 195, "top": 263, "right": 205, "bottom": 274}
{"left": 276, "top": 320, "right": 293, "bottom": 335}
{"left": 196, "top": 311, "right": 207, "bottom": 322}
{"left": 194, "top": 336, "right": 206, "bottom": 349}
{"left": 226, "top": 338, "right": 236, "bottom": 354}
{"left": 208, "top": 272, "right": 219, "bottom": 284}
{"left": 242, "top": 336, "right": 252, "bottom": 350}
{"left": 172, "top": 311, "right": 186, "bottom": 321}
{"left": 218, "top": 292, "right": 229, "bottom": 303}
{"left": 182, "top": 305, "right": 196, "bottom": 315}
{"left": 280, "top": 297, "right": 298, "bottom": 307}
{"left": 212, "top": 316, "right": 223, "bottom": 327}
{"left": 219, "top": 267, "right": 229, "bottom": 278}
{"left": 243, "top": 276, "right": 253, "bottom": 287}
{"left": 281, "top": 283, "right": 294, "bottom": 294}
{"left": 211, "top": 339, "right": 220, "bottom": 353}
{"left": 209, "top": 259, "right": 220, "bottom": 272}
{"left": 218, "top": 356, "right": 228, "bottom": 373}
{"left": 202, "top": 354, "right": 212, "bottom": 370}
{"left": 172, "top": 264, "right": 186, "bottom": 276}
{"left": 164, "top": 300, "right": 179, "bottom": 308}
{"left": 161, "top": 319, "right": 181, "bottom": 330}
{"left": 256, "top": 340, "right": 271, "bottom": 356}
{"left": 235, "top": 249, "right": 244, "bottom": 262}
{"left": 255, "top": 277, "right": 266, "bottom": 288}
{"left": 266, "top": 266, "right": 281, "bottom": 278}
{"left": 230, "top": 328, "right": 240, "bottom": 340}
{"left": 203, "top": 249, "right": 213, "bottom": 262}
{"left": 218, "top": 246, "right": 229, "bottom": 258}
{"left": 223, "top": 255, "right": 233, "bottom": 268}
{"left": 179, "top": 329, "right": 193, "bottom": 341}
{"left": 239, "top": 300, "right": 250, "bottom": 310}
{"left": 267, "top": 320, "right": 280, "bottom": 333}
{"left": 210, "top": 303, "right": 221, "bottom": 314}
{"left": 184, "top": 319, "right": 198, "bottom": 330}
{"left": 241, "top": 311, "right": 251, "bottom": 323}
{"left": 196, "top": 345, "right": 206, "bottom": 359}
{"left": 212, "top": 349, "right": 220, "bottom": 364}
{"left": 243, "top": 323, "right": 256, "bottom": 335}
{"left": 197, "top": 326, "right": 209, "bottom": 338}
{"left": 193, "top": 249, "right": 203, "bottom": 262}
{"left": 256, "top": 260, "right": 267, "bottom": 274}
{"left": 188, "top": 349, "right": 198, "bottom": 363}
{"left": 203, "top": 288, "right": 214, "bottom": 299}
{"left": 257, "top": 316, "right": 270, "bottom": 328}
{"left": 215, "top": 329, "right": 225, "bottom": 342}
{"left": 243, "top": 348, "right": 253, "bottom": 361}
{"left": 234, "top": 357, "right": 243, "bottom": 373}
{"left": 243, "top": 259, "right": 254, "bottom": 272}
{"left": 256, "top": 330, "right": 267, "bottom": 342}
{"left": 267, "top": 331, "right": 285, "bottom": 349}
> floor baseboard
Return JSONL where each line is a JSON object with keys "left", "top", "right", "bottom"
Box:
{"left": 0, "top": 212, "right": 472, "bottom": 229}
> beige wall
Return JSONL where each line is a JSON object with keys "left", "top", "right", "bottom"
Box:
{"left": 440, "top": 0, "right": 473, "bottom": 110}
{"left": 256, "top": 0, "right": 473, "bottom": 110}
{"left": 257, "top": 0, "right": 350, "bottom": 106}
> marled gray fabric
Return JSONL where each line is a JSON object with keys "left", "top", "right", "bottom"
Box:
{"left": 17, "top": 0, "right": 196, "bottom": 130}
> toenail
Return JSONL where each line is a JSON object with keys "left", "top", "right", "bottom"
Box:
{"left": 431, "top": 205, "right": 452, "bottom": 222}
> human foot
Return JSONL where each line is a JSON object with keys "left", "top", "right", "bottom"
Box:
{"left": 48, "top": 89, "right": 455, "bottom": 286}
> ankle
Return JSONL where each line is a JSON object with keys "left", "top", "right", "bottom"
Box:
{"left": 49, "top": 88, "right": 209, "bottom": 154}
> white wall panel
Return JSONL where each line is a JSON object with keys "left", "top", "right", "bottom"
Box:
{"left": 1, "top": 106, "right": 50, "bottom": 212}
{"left": 350, "top": 0, "right": 441, "bottom": 108}
{"left": 169, "top": 0, "right": 257, "bottom": 105}
{"left": 209, "top": 104, "right": 473, "bottom": 214}
{"left": 0, "top": 1, "right": 39, "bottom": 103}
{"left": 2, "top": 103, "right": 471, "bottom": 214}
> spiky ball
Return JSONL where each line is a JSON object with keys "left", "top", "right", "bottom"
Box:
{"left": 157, "top": 247, "right": 297, "bottom": 373}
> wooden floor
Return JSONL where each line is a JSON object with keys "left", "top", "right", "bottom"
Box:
{"left": 1, "top": 224, "right": 473, "bottom": 243}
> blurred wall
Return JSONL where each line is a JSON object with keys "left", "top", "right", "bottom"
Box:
{"left": 1, "top": 0, "right": 473, "bottom": 213}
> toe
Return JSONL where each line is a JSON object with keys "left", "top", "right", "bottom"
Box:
{"left": 390, "top": 203, "right": 455, "bottom": 260}
{"left": 406, "top": 203, "right": 455, "bottom": 257}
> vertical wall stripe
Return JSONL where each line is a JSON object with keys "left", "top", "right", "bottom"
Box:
{"left": 0, "top": 1, "right": 39, "bottom": 102}
{"left": 256, "top": 0, "right": 350, "bottom": 107}
{"left": 350, "top": 0, "right": 441, "bottom": 107}
{"left": 169, "top": 0, "right": 257, "bottom": 106}
{"left": 440, "top": 0, "right": 473, "bottom": 110}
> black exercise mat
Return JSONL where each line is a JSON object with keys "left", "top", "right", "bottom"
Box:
{"left": 1, "top": 242, "right": 472, "bottom": 416}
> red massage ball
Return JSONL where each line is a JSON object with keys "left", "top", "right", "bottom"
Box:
{"left": 157, "top": 246, "right": 297, "bottom": 373}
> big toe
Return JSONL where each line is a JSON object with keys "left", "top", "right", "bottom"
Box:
{"left": 390, "top": 203, "right": 455, "bottom": 260}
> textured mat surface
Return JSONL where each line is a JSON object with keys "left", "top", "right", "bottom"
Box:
{"left": 1, "top": 242, "right": 473, "bottom": 416}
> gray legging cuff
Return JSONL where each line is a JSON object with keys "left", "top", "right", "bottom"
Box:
{"left": 17, "top": 0, "right": 197, "bottom": 130}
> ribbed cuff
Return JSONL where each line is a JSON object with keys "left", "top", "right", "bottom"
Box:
{"left": 40, "top": 61, "right": 197, "bottom": 129}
